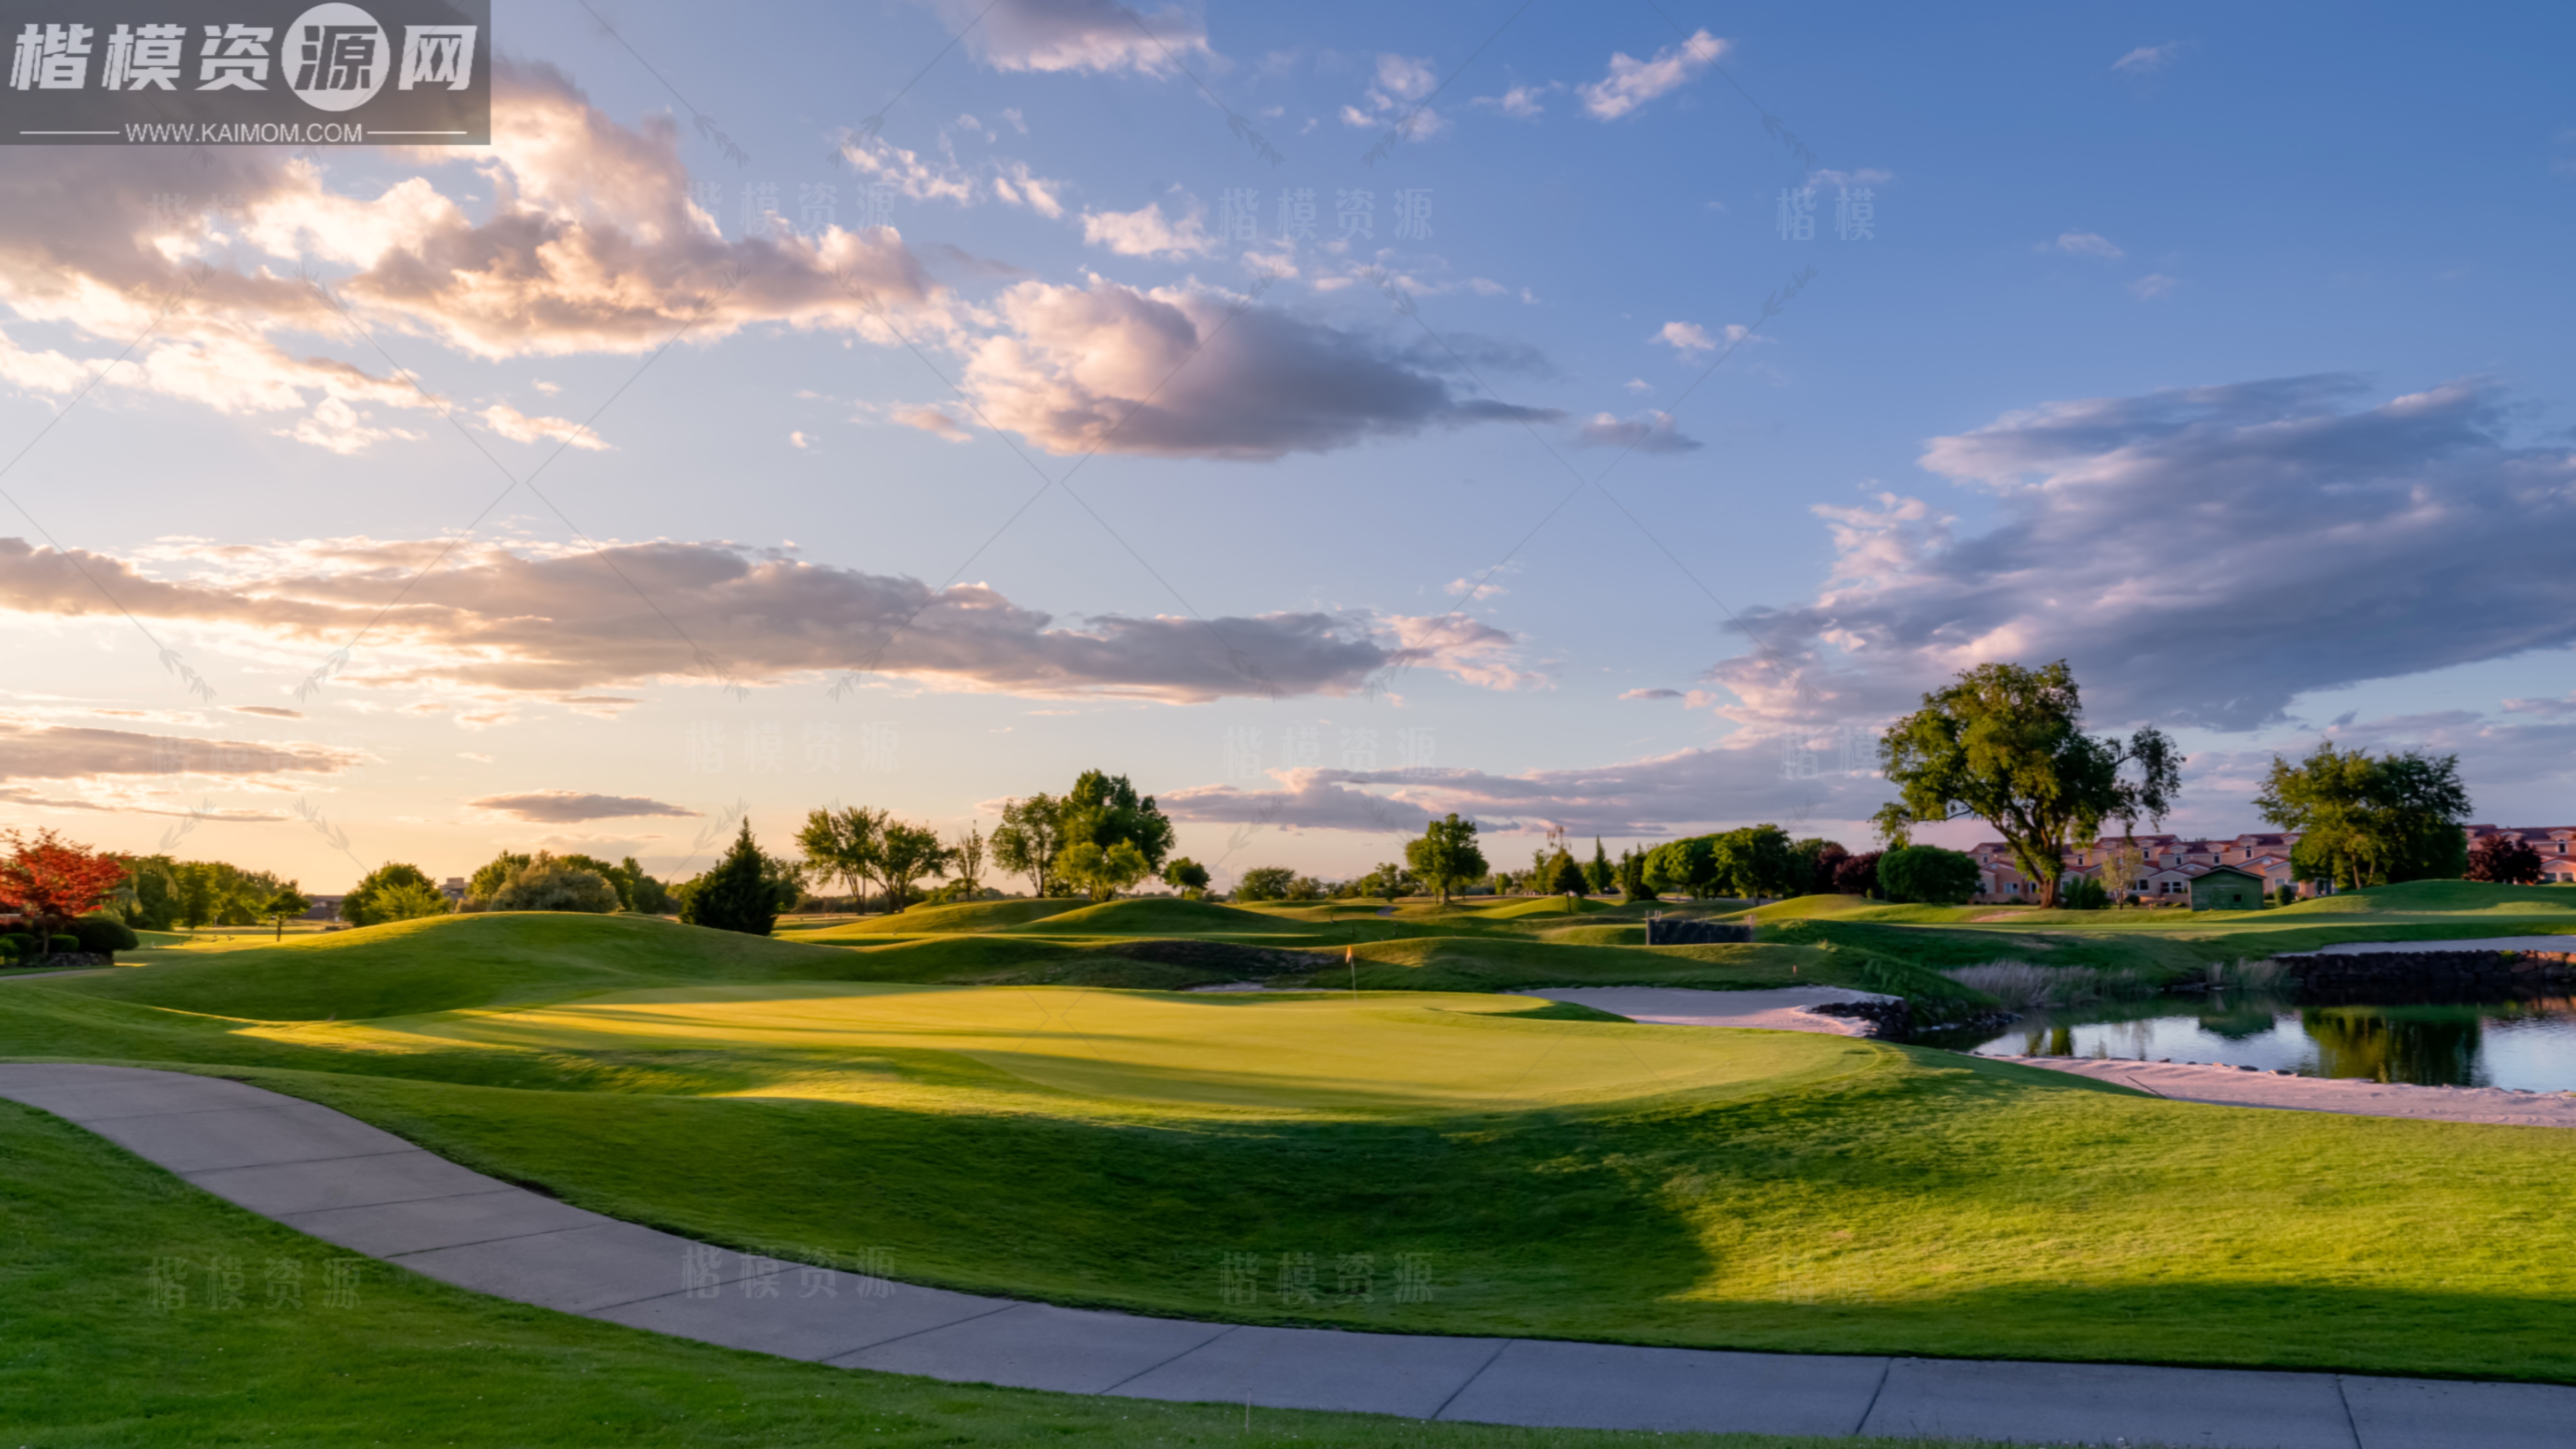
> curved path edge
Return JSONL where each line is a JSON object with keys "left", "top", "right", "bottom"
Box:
{"left": 4, "top": 1062, "right": 2568, "bottom": 1448}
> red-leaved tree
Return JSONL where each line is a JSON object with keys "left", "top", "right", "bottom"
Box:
{"left": 0, "top": 829, "right": 131, "bottom": 943}
{"left": 2466, "top": 834, "right": 2546, "bottom": 885}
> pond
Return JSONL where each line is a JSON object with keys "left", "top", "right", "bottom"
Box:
{"left": 1927, "top": 994, "right": 2576, "bottom": 1092}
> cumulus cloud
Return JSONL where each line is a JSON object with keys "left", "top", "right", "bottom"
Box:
{"left": 1580, "top": 30, "right": 1726, "bottom": 121}
{"left": 278, "top": 397, "right": 426, "bottom": 455}
{"left": 0, "top": 62, "right": 947, "bottom": 454}
{"left": 959, "top": 277, "right": 1561, "bottom": 458}
{"left": 937, "top": 0, "right": 1211, "bottom": 75}
{"left": 2130, "top": 273, "right": 2179, "bottom": 301}
{"left": 1079, "top": 195, "right": 1217, "bottom": 258}
{"left": 1575, "top": 411, "right": 1700, "bottom": 454}
{"left": 2051, "top": 232, "right": 2125, "bottom": 259}
{"left": 2112, "top": 43, "right": 2185, "bottom": 75}
{"left": 1473, "top": 82, "right": 1558, "bottom": 119}
{"left": 1704, "top": 374, "right": 2576, "bottom": 734}
{"left": 479, "top": 401, "right": 614, "bottom": 451}
{"left": 890, "top": 404, "right": 973, "bottom": 442}
{"left": 466, "top": 790, "right": 699, "bottom": 823}
{"left": 1652, "top": 320, "right": 1754, "bottom": 360}
{"left": 0, "top": 535, "right": 1531, "bottom": 705}
{"left": 1340, "top": 53, "right": 1451, "bottom": 140}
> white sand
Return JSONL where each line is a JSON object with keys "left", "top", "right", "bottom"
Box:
{"left": 1987, "top": 1056, "right": 2576, "bottom": 1127}
{"left": 1512, "top": 986, "right": 1897, "bottom": 1036}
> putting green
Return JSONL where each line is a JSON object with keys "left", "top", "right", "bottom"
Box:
{"left": 262, "top": 983, "right": 1877, "bottom": 1118}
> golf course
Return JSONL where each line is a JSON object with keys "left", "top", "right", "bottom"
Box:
{"left": 9, "top": 880, "right": 2576, "bottom": 1447}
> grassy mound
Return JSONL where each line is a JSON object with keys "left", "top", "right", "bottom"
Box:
{"left": 54, "top": 913, "right": 858, "bottom": 1020}
{"left": 997, "top": 897, "right": 1294, "bottom": 936}
{"left": 1743, "top": 894, "right": 1876, "bottom": 920}
{"left": 2267, "top": 880, "right": 2576, "bottom": 917}
{"left": 1479, "top": 895, "right": 1622, "bottom": 920}
{"left": 789, "top": 898, "right": 1086, "bottom": 937}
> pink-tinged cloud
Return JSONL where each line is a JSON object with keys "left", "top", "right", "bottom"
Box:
{"left": 466, "top": 790, "right": 700, "bottom": 823}
{"left": 0, "top": 535, "right": 1531, "bottom": 706}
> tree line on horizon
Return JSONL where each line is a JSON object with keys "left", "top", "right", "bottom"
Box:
{"left": 3, "top": 660, "right": 2551, "bottom": 955}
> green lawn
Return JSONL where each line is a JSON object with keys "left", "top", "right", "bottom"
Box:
{"left": 0, "top": 1095, "right": 1982, "bottom": 1449}
{"left": 13, "top": 910, "right": 2576, "bottom": 1387}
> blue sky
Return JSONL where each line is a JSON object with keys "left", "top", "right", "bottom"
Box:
{"left": 4, "top": 0, "right": 2572, "bottom": 891}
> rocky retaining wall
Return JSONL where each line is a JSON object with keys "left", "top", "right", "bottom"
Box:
{"left": 2273, "top": 949, "right": 2576, "bottom": 998}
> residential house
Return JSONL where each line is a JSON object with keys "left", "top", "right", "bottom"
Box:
{"left": 2463, "top": 825, "right": 2576, "bottom": 883}
{"left": 1968, "top": 831, "right": 2313, "bottom": 905}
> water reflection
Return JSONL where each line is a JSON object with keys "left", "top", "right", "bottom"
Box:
{"left": 1945, "top": 994, "right": 2576, "bottom": 1092}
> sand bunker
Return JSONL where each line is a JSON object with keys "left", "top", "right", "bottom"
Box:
{"left": 1512, "top": 985, "right": 1897, "bottom": 1037}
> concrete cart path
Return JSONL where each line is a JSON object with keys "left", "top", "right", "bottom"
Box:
{"left": 5, "top": 1063, "right": 2570, "bottom": 1448}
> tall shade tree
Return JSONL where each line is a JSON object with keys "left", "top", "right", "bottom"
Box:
{"left": 874, "top": 821, "right": 952, "bottom": 912}
{"left": 1062, "top": 770, "right": 1176, "bottom": 873}
{"left": 1875, "top": 660, "right": 2181, "bottom": 909}
{"left": 796, "top": 806, "right": 886, "bottom": 910}
{"left": 1712, "top": 825, "right": 1797, "bottom": 902}
{"left": 991, "top": 793, "right": 1069, "bottom": 898}
{"left": 109, "top": 854, "right": 181, "bottom": 930}
{"left": 261, "top": 885, "right": 311, "bottom": 941}
{"left": 1059, "top": 840, "right": 1150, "bottom": 902}
{"left": 947, "top": 825, "right": 988, "bottom": 898}
{"left": 1547, "top": 851, "right": 1589, "bottom": 897}
{"left": 342, "top": 862, "right": 437, "bottom": 927}
{"left": 1616, "top": 846, "right": 1657, "bottom": 902}
{"left": 1403, "top": 814, "right": 1488, "bottom": 905}
{"left": 1643, "top": 836, "right": 1720, "bottom": 898}
{"left": 1234, "top": 866, "right": 1294, "bottom": 902}
{"left": 0, "top": 830, "right": 130, "bottom": 942}
{"left": 1162, "top": 857, "right": 1209, "bottom": 897}
{"left": 465, "top": 852, "right": 533, "bottom": 907}
{"left": 2258, "top": 743, "right": 2471, "bottom": 890}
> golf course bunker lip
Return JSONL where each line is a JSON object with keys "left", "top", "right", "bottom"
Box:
{"left": 1989, "top": 1056, "right": 2576, "bottom": 1127}
{"left": 1510, "top": 986, "right": 1899, "bottom": 1036}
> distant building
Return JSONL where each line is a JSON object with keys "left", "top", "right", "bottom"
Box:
{"left": 1968, "top": 823, "right": 2576, "bottom": 903}
{"left": 2462, "top": 826, "right": 2576, "bottom": 883}
{"left": 1968, "top": 832, "right": 2315, "bottom": 905}
{"left": 440, "top": 877, "right": 467, "bottom": 902}
{"left": 302, "top": 894, "right": 345, "bottom": 921}
{"left": 2188, "top": 865, "right": 2270, "bottom": 912}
